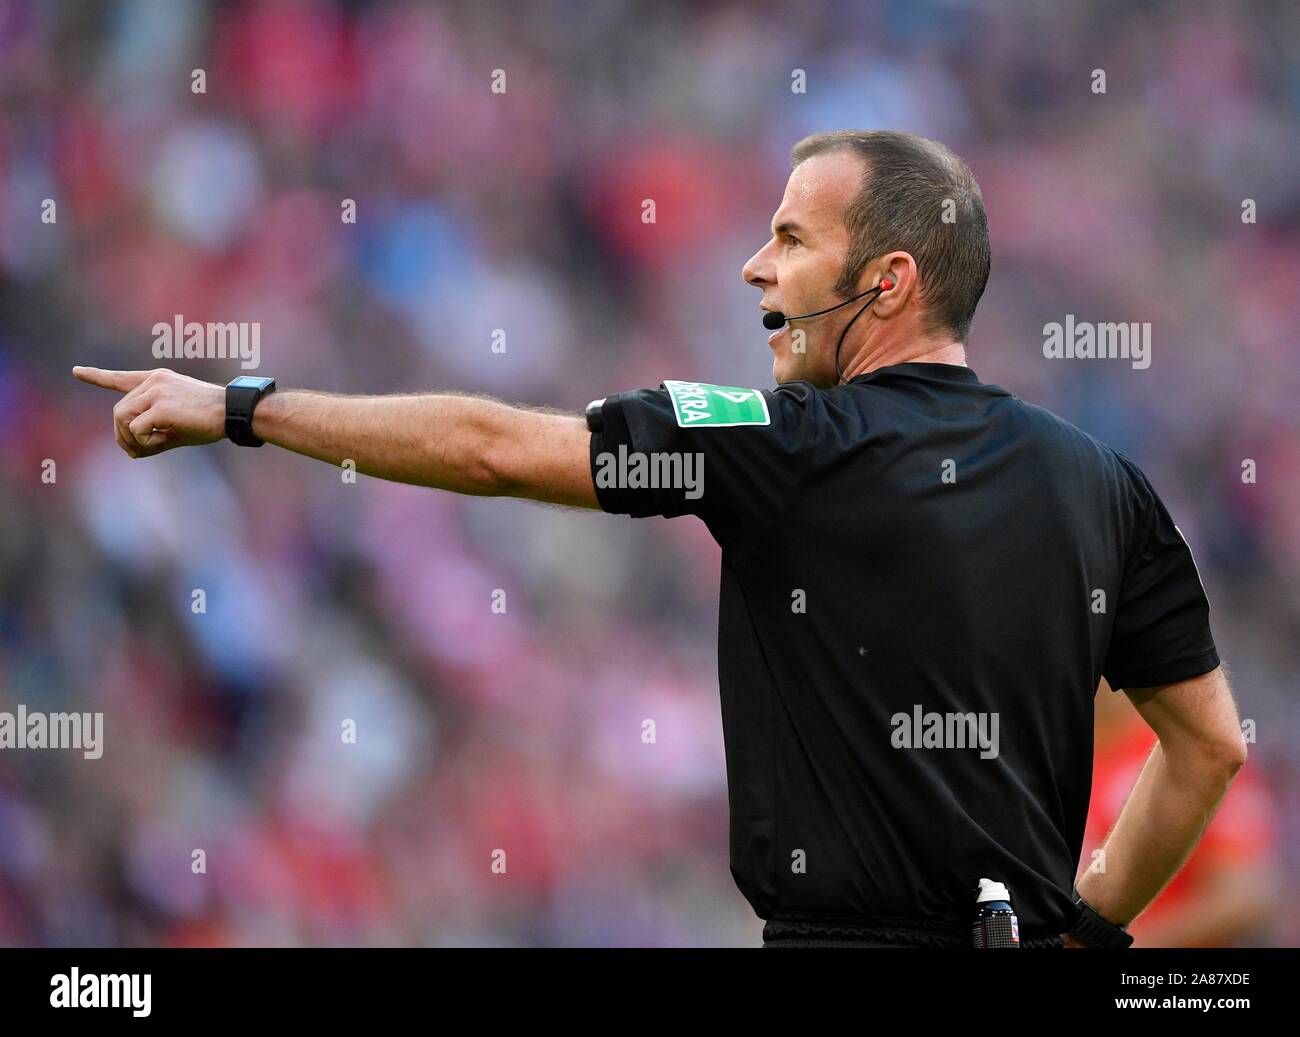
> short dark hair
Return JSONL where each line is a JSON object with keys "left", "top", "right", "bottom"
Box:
{"left": 789, "top": 130, "right": 991, "bottom": 342}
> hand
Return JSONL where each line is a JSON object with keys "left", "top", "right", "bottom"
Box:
{"left": 73, "top": 367, "right": 226, "bottom": 458}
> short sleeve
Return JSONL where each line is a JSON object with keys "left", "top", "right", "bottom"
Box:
{"left": 587, "top": 379, "right": 815, "bottom": 542}
{"left": 1102, "top": 456, "right": 1220, "bottom": 691}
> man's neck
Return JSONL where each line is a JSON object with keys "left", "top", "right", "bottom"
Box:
{"left": 839, "top": 338, "right": 967, "bottom": 381}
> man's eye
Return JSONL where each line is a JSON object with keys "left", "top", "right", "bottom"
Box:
{"left": 787, "top": 237, "right": 802, "bottom": 248}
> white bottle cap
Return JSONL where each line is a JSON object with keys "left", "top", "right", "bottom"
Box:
{"left": 976, "top": 877, "right": 1012, "bottom": 904}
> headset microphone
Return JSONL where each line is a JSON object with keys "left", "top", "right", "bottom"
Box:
{"left": 762, "top": 279, "right": 892, "bottom": 330}
{"left": 761, "top": 278, "right": 894, "bottom": 384}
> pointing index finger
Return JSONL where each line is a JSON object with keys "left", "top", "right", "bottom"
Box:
{"left": 72, "top": 367, "right": 149, "bottom": 392}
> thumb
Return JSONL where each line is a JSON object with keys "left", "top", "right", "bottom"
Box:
{"left": 72, "top": 367, "right": 151, "bottom": 393}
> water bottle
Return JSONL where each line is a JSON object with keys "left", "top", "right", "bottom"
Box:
{"left": 972, "top": 877, "right": 1020, "bottom": 948}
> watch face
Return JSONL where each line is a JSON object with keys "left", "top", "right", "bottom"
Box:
{"left": 229, "top": 376, "right": 274, "bottom": 391}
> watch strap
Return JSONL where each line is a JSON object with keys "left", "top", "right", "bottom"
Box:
{"left": 225, "top": 379, "right": 275, "bottom": 447}
{"left": 1068, "top": 891, "right": 1134, "bottom": 948}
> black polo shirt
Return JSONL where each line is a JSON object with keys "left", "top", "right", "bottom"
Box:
{"left": 586, "top": 363, "right": 1218, "bottom": 940}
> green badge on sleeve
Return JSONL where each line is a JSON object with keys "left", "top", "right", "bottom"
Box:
{"left": 663, "top": 381, "right": 771, "bottom": 428}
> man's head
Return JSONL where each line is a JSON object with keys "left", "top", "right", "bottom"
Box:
{"left": 742, "top": 130, "right": 991, "bottom": 385}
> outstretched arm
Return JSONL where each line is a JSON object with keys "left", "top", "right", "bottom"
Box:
{"left": 72, "top": 367, "right": 599, "bottom": 509}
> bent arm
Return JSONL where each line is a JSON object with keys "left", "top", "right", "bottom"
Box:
{"left": 1077, "top": 666, "right": 1247, "bottom": 932}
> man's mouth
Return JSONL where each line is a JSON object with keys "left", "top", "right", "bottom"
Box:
{"left": 761, "top": 305, "right": 785, "bottom": 347}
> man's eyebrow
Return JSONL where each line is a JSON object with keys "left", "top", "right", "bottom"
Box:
{"left": 772, "top": 219, "right": 806, "bottom": 237}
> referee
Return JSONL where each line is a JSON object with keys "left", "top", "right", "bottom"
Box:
{"left": 74, "top": 129, "right": 1245, "bottom": 950}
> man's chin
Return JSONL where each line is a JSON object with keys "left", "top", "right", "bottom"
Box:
{"left": 772, "top": 356, "right": 801, "bottom": 385}
{"left": 773, "top": 357, "right": 829, "bottom": 387}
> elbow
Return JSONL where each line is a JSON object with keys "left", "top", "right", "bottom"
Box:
{"left": 1196, "top": 731, "right": 1249, "bottom": 786}
{"left": 1220, "top": 729, "right": 1249, "bottom": 776}
{"left": 1162, "top": 729, "right": 1247, "bottom": 790}
{"left": 475, "top": 437, "right": 514, "bottom": 498}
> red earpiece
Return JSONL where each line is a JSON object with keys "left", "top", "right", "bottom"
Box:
{"left": 880, "top": 279, "right": 893, "bottom": 291}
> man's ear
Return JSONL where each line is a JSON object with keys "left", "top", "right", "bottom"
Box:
{"left": 871, "top": 252, "right": 917, "bottom": 318}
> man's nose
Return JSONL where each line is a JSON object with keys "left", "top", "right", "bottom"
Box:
{"left": 742, "top": 241, "right": 775, "bottom": 288}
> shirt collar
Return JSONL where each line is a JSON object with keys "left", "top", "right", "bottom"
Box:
{"left": 848, "top": 362, "right": 981, "bottom": 385}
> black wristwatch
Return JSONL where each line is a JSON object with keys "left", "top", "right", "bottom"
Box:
{"left": 1068, "top": 889, "right": 1134, "bottom": 948}
{"left": 225, "top": 376, "right": 276, "bottom": 447}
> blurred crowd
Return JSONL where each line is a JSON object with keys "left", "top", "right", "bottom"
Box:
{"left": 0, "top": 0, "right": 1297, "bottom": 946}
